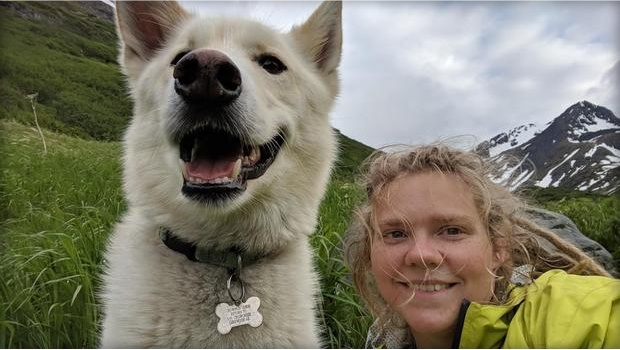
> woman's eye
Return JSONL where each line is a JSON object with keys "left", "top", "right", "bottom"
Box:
{"left": 258, "top": 55, "right": 287, "bottom": 74}
{"left": 443, "top": 227, "right": 463, "bottom": 236}
{"left": 383, "top": 230, "right": 407, "bottom": 239}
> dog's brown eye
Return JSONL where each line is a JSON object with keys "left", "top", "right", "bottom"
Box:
{"left": 258, "top": 55, "right": 287, "bottom": 74}
{"left": 171, "top": 51, "right": 190, "bottom": 66}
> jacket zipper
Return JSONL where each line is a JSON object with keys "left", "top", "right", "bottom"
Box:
{"left": 451, "top": 299, "right": 471, "bottom": 348}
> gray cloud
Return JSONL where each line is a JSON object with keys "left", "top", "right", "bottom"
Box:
{"left": 587, "top": 61, "right": 620, "bottom": 115}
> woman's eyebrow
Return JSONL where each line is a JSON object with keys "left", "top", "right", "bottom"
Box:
{"left": 377, "top": 213, "right": 477, "bottom": 228}
{"left": 377, "top": 218, "right": 404, "bottom": 227}
{"left": 436, "top": 214, "right": 476, "bottom": 226}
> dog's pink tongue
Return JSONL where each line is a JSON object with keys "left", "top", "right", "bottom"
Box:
{"left": 186, "top": 158, "right": 236, "bottom": 180}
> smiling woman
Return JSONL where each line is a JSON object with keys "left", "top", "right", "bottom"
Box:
{"left": 370, "top": 172, "right": 503, "bottom": 348}
{"left": 345, "top": 144, "right": 620, "bottom": 348}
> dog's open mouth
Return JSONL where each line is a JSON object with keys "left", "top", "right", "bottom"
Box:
{"left": 179, "top": 126, "right": 285, "bottom": 202}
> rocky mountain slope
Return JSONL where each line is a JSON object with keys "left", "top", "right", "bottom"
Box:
{"left": 478, "top": 101, "right": 620, "bottom": 194}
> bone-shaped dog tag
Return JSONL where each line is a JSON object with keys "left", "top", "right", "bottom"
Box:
{"left": 215, "top": 296, "right": 263, "bottom": 334}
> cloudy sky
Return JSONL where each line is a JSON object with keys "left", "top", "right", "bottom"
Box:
{"left": 180, "top": 1, "right": 620, "bottom": 148}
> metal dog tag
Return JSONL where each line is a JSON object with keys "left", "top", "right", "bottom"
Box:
{"left": 215, "top": 296, "right": 263, "bottom": 334}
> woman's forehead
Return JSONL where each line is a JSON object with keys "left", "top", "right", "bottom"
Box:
{"left": 372, "top": 172, "right": 480, "bottom": 224}
{"left": 377, "top": 172, "right": 474, "bottom": 202}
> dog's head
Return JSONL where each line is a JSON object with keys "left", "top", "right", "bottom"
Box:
{"left": 115, "top": 1, "right": 342, "bottom": 238}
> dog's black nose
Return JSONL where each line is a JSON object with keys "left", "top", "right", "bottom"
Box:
{"left": 173, "top": 49, "right": 242, "bottom": 105}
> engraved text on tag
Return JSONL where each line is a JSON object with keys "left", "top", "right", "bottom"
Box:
{"left": 215, "top": 296, "right": 263, "bottom": 334}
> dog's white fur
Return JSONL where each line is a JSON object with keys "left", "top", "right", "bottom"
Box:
{"left": 100, "top": 1, "right": 342, "bottom": 347}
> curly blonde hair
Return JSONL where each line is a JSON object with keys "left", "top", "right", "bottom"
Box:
{"left": 344, "top": 143, "right": 610, "bottom": 318}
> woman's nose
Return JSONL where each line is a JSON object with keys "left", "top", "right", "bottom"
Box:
{"left": 404, "top": 235, "right": 444, "bottom": 269}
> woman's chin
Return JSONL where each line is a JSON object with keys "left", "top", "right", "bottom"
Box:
{"left": 397, "top": 302, "right": 462, "bottom": 337}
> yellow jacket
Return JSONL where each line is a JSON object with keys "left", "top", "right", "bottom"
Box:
{"left": 459, "top": 270, "right": 620, "bottom": 348}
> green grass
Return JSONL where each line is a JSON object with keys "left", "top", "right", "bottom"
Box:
{"left": 0, "top": 120, "right": 373, "bottom": 348}
{"left": 0, "top": 120, "right": 124, "bottom": 347}
{"left": 313, "top": 180, "right": 372, "bottom": 347}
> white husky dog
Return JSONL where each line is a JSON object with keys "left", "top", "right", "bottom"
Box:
{"left": 100, "top": 1, "right": 342, "bottom": 348}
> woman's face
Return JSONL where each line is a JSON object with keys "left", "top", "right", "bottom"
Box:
{"left": 370, "top": 172, "right": 503, "bottom": 339}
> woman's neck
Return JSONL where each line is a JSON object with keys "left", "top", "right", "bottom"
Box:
{"left": 412, "top": 327, "right": 455, "bottom": 349}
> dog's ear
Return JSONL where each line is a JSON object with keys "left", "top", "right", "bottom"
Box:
{"left": 115, "top": 1, "right": 189, "bottom": 79}
{"left": 290, "top": 1, "right": 343, "bottom": 76}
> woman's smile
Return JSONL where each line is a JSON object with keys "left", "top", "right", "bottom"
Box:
{"left": 395, "top": 279, "right": 459, "bottom": 298}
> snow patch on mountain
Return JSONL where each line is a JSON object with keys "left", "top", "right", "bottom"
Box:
{"left": 488, "top": 123, "right": 542, "bottom": 157}
{"left": 491, "top": 153, "right": 535, "bottom": 190}
{"left": 535, "top": 149, "right": 580, "bottom": 188}
{"left": 568, "top": 113, "right": 619, "bottom": 141}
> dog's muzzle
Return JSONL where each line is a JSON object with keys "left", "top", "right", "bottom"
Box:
{"left": 170, "top": 49, "right": 286, "bottom": 203}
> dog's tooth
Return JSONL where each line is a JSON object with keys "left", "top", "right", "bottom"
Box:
{"left": 232, "top": 159, "right": 242, "bottom": 178}
{"left": 212, "top": 177, "right": 233, "bottom": 184}
{"left": 250, "top": 148, "right": 260, "bottom": 162}
{"left": 180, "top": 161, "right": 188, "bottom": 179}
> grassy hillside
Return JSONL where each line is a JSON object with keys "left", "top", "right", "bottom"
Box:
{"left": 0, "top": 2, "right": 131, "bottom": 141}
{"left": 333, "top": 129, "right": 375, "bottom": 179}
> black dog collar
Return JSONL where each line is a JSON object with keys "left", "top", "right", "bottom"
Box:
{"left": 159, "top": 227, "right": 265, "bottom": 270}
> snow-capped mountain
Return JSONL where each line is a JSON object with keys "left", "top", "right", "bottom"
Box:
{"left": 478, "top": 101, "right": 620, "bottom": 194}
